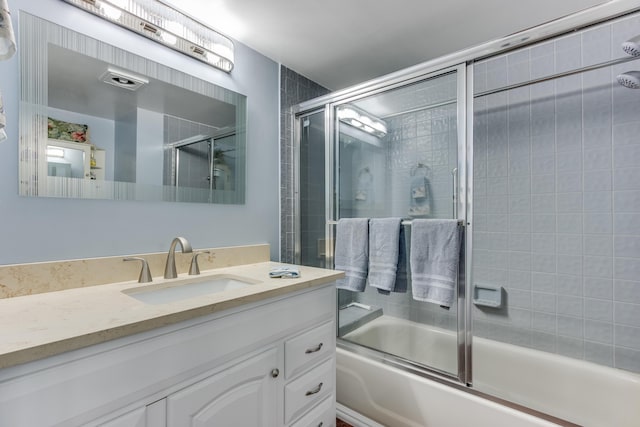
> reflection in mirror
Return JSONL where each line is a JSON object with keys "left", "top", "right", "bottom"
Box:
{"left": 19, "top": 13, "right": 246, "bottom": 204}
{"left": 162, "top": 115, "right": 238, "bottom": 202}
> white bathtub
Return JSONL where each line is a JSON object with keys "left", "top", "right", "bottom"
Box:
{"left": 338, "top": 316, "right": 640, "bottom": 427}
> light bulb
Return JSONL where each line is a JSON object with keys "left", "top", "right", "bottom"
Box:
{"left": 99, "top": 2, "right": 122, "bottom": 20}
{"left": 47, "top": 147, "right": 65, "bottom": 158}
{"left": 360, "top": 116, "right": 374, "bottom": 126}
{"left": 213, "top": 43, "right": 234, "bottom": 61}
{"left": 164, "top": 21, "right": 185, "bottom": 36}
{"left": 338, "top": 108, "right": 357, "bottom": 120}
{"left": 206, "top": 52, "right": 221, "bottom": 64}
{"left": 372, "top": 122, "right": 387, "bottom": 133}
{"left": 108, "top": 0, "right": 128, "bottom": 8}
{"left": 161, "top": 31, "right": 177, "bottom": 45}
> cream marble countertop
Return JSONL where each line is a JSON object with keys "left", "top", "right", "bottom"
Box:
{"left": 0, "top": 262, "right": 343, "bottom": 370}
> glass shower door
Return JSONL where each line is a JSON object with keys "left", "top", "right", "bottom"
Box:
{"left": 333, "top": 67, "right": 466, "bottom": 380}
{"left": 296, "top": 110, "right": 327, "bottom": 268}
{"left": 175, "top": 138, "right": 213, "bottom": 191}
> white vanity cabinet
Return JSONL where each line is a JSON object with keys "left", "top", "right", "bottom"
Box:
{"left": 0, "top": 284, "right": 336, "bottom": 427}
{"left": 166, "top": 348, "right": 278, "bottom": 426}
{"left": 97, "top": 407, "right": 148, "bottom": 427}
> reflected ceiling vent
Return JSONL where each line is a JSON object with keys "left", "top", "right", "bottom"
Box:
{"left": 99, "top": 67, "right": 149, "bottom": 91}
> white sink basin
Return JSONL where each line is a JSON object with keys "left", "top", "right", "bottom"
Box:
{"left": 123, "top": 274, "right": 260, "bottom": 305}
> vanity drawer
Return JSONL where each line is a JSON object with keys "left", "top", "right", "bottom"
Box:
{"left": 289, "top": 396, "right": 335, "bottom": 427}
{"left": 285, "top": 358, "right": 335, "bottom": 424}
{"left": 285, "top": 321, "right": 334, "bottom": 379}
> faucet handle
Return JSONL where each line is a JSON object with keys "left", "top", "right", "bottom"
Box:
{"left": 189, "top": 251, "right": 211, "bottom": 275}
{"left": 124, "top": 257, "right": 153, "bottom": 283}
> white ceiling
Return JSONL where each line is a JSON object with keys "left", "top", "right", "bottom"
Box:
{"left": 165, "top": 0, "right": 610, "bottom": 90}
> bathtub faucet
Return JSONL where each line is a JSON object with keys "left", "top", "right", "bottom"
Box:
{"left": 164, "top": 237, "right": 193, "bottom": 279}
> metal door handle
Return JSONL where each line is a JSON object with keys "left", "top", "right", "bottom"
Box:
{"left": 305, "top": 343, "right": 323, "bottom": 354}
{"left": 305, "top": 382, "right": 323, "bottom": 396}
{"left": 452, "top": 167, "right": 458, "bottom": 219}
{"left": 270, "top": 368, "right": 279, "bottom": 378}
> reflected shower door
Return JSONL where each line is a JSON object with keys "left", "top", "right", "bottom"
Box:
{"left": 334, "top": 67, "right": 466, "bottom": 380}
{"left": 176, "top": 138, "right": 212, "bottom": 191}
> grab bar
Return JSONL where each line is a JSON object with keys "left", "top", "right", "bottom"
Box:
{"left": 339, "top": 302, "right": 372, "bottom": 311}
{"left": 452, "top": 167, "right": 458, "bottom": 219}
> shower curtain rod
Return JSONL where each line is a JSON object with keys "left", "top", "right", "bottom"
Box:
{"left": 327, "top": 219, "right": 464, "bottom": 226}
{"left": 474, "top": 54, "right": 638, "bottom": 98}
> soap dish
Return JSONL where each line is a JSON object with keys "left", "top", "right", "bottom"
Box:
{"left": 473, "top": 284, "right": 503, "bottom": 308}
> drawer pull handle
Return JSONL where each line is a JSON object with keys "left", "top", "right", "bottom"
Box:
{"left": 305, "top": 343, "right": 323, "bottom": 354}
{"left": 270, "top": 368, "right": 280, "bottom": 378}
{"left": 305, "top": 382, "right": 323, "bottom": 396}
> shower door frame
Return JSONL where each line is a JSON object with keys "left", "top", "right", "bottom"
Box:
{"left": 295, "top": 63, "right": 471, "bottom": 385}
{"left": 173, "top": 136, "right": 214, "bottom": 192}
{"left": 293, "top": 108, "right": 329, "bottom": 266}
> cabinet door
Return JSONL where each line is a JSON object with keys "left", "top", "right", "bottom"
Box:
{"left": 96, "top": 407, "right": 146, "bottom": 427}
{"left": 167, "top": 348, "right": 278, "bottom": 427}
{"left": 92, "top": 399, "right": 166, "bottom": 427}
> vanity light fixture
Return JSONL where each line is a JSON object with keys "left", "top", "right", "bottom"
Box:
{"left": 61, "top": 0, "right": 235, "bottom": 72}
{"left": 337, "top": 105, "right": 388, "bottom": 138}
{"left": 46, "top": 147, "right": 66, "bottom": 158}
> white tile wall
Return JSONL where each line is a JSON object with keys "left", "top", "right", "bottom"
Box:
{"left": 473, "top": 12, "right": 640, "bottom": 373}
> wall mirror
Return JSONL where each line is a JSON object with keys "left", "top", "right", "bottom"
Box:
{"left": 19, "top": 13, "right": 247, "bottom": 204}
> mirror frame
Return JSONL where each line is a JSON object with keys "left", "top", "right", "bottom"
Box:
{"left": 19, "top": 12, "right": 247, "bottom": 204}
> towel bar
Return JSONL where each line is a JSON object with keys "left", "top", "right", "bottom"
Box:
{"left": 327, "top": 219, "right": 464, "bottom": 226}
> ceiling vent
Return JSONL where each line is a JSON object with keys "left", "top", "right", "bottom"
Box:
{"left": 99, "top": 67, "right": 149, "bottom": 91}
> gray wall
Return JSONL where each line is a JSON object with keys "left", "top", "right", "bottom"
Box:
{"left": 114, "top": 110, "right": 137, "bottom": 183}
{"left": 473, "top": 12, "right": 640, "bottom": 373}
{"left": 136, "top": 109, "right": 164, "bottom": 187}
{"left": 0, "top": 0, "right": 279, "bottom": 264}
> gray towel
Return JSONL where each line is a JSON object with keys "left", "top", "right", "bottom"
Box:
{"left": 0, "top": 0, "right": 16, "bottom": 61}
{"left": 395, "top": 226, "right": 409, "bottom": 293}
{"left": 335, "top": 218, "right": 369, "bottom": 292}
{"left": 377, "top": 224, "right": 409, "bottom": 295}
{"left": 368, "top": 218, "right": 401, "bottom": 293}
{"left": 410, "top": 219, "right": 461, "bottom": 308}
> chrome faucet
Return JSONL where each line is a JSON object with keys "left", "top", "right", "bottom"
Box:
{"left": 164, "top": 237, "right": 193, "bottom": 279}
{"left": 123, "top": 257, "right": 153, "bottom": 283}
{"left": 189, "top": 251, "right": 210, "bottom": 275}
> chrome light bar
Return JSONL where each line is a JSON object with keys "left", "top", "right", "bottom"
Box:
{"left": 62, "top": 0, "right": 235, "bottom": 72}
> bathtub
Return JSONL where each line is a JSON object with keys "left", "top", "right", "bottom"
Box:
{"left": 337, "top": 316, "right": 640, "bottom": 427}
